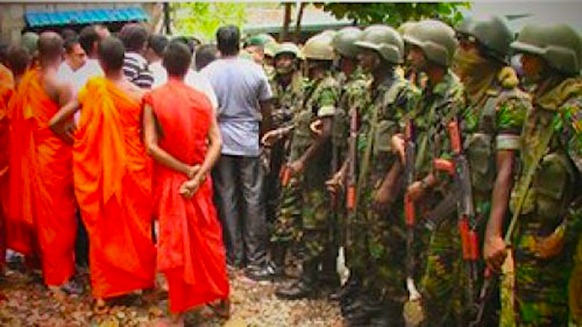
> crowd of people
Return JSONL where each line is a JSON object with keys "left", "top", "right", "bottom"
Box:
{"left": 0, "top": 14, "right": 580, "bottom": 327}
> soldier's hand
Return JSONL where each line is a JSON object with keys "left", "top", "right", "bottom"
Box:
{"left": 484, "top": 236, "right": 507, "bottom": 272}
{"left": 261, "top": 129, "right": 282, "bottom": 147}
{"left": 391, "top": 134, "right": 406, "bottom": 164}
{"left": 310, "top": 119, "right": 323, "bottom": 136}
{"left": 406, "top": 181, "right": 425, "bottom": 202}
{"left": 288, "top": 159, "right": 305, "bottom": 175}
{"left": 325, "top": 171, "right": 344, "bottom": 194}
{"left": 534, "top": 228, "right": 565, "bottom": 259}
{"left": 372, "top": 186, "right": 393, "bottom": 213}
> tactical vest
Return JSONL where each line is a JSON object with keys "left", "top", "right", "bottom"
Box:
{"left": 357, "top": 75, "right": 408, "bottom": 192}
{"left": 509, "top": 93, "right": 580, "bottom": 235}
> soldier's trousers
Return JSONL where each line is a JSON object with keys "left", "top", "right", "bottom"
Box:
{"left": 420, "top": 217, "right": 466, "bottom": 327}
{"left": 302, "top": 188, "right": 332, "bottom": 263}
{"left": 514, "top": 232, "right": 572, "bottom": 326}
{"left": 270, "top": 176, "right": 303, "bottom": 247}
{"left": 570, "top": 235, "right": 582, "bottom": 326}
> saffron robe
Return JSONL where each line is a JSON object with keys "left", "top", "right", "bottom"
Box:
{"left": 144, "top": 79, "right": 229, "bottom": 313}
{"left": 0, "top": 63, "right": 13, "bottom": 270}
{"left": 75, "top": 77, "right": 155, "bottom": 299}
{"left": 7, "top": 67, "right": 76, "bottom": 285}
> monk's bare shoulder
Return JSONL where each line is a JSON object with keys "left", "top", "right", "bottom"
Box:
{"left": 119, "top": 80, "right": 145, "bottom": 103}
{"left": 42, "top": 69, "right": 72, "bottom": 104}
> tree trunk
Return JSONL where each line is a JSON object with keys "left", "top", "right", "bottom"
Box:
{"left": 293, "top": 2, "right": 306, "bottom": 43}
{"left": 281, "top": 3, "right": 292, "bottom": 42}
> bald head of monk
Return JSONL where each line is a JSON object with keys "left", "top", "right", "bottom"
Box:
{"left": 6, "top": 45, "right": 30, "bottom": 78}
{"left": 163, "top": 40, "right": 192, "bottom": 79}
{"left": 97, "top": 36, "right": 125, "bottom": 74}
{"left": 38, "top": 31, "right": 63, "bottom": 66}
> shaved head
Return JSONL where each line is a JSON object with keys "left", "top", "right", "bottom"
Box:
{"left": 98, "top": 36, "right": 125, "bottom": 71}
{"left": 6, "top": 45, "right": 30, "bottom": 76}
{"left": 38, "top": 31, "right": 63, "bottom": 61}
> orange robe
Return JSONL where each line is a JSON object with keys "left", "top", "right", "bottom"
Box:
{"left": 7, "top": 67, "right": 76, "bottom": 285}
{"left": 0, "top": 63, "right": 14, "bottom": 269}
{"left": 144, "top": 79, "right": 229, "bottom": 313}
{"left": 74, "top": 77, "right": 156, "bottom": 299}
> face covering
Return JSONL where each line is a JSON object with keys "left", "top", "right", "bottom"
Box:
{"left": 454, "top": 48, "right": 497, "bottom": 103}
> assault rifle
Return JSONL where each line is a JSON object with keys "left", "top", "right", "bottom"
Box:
{"left": 404, "top": 119, "right": 422, "bottom": 303}
{"left": 432, "top": 118, "right": 479, "bottom": 311}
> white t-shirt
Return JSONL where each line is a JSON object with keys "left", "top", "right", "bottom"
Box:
{"left": 151, "top": 65, "right": 218, "bottom": 111}
{"left": 63, "top": 59, "right": 103, "bottom": 123}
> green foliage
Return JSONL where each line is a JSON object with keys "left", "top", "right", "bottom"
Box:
{"left": 171, "top": 2, "right": 247, "bottom": 42}
{"left": 319, "top": 3, "right": 470, "bottom": 28}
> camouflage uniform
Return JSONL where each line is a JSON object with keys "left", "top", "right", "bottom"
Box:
{"left": 414, "top": 70, "right": 467, "bottom": 327}
{"left": 299, "top": 72, "right": 341, "bottom": 263}
{"left": 268, "top": 70, "right": 305, "bottom": 241}
{"left": 509, "top": 24, "right": 582, "bottom": 327}
{"left": 509, "top": 79, "right": 582, "bottom": 326}
{"left": 356, "top": 69, "right": 420, "bottom": 304}
{"left": 338, "top": 68, "right": 370, "bottom": 273}
{"left": 454, "top": 15, "right": 532, "bottom": 326}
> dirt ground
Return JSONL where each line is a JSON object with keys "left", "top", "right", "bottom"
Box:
{"left": 0, "top": 265, "right": 343, "bottom": 327}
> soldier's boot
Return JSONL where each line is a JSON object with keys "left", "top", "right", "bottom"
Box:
{"left": 367, "top": 299, "right": 403, "bottom": 327}
{"left": 275, "top": 258, "right": 318, "bottom": 300}
{"left": 334, "top": 272, "right": 361, "bottom": 304}
{"left": 268, "top": 242, "right": 287, "bottom": 278}
{"left": 319, "top": 245, "right": 341, "bottom": 299}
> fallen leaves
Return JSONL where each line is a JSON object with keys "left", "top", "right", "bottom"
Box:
{"left": 0, "top": 268, "right": 342, "bottom": 327}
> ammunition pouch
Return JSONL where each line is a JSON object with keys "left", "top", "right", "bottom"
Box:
{"left": 374, "top": 120, "right": 396, "bottom": 155}
{"left": 466, "top": 133, "right": 495, "bottom": 193}
{"left": 532, "top": 153, "right": 574, "bottom": 222}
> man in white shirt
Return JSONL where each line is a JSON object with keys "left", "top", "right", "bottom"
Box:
{"left": 146, "top": 34, "right": 169, "bottom": 89}
{"left": 152, "top": 37, "right": 218, "bottom": 111}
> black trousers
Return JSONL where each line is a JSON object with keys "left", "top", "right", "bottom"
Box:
{"left": 212, "top": 154, "right": 267, "bottom": 268}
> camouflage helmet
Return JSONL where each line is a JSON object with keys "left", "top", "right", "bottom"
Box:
{"left": 397, "top": 21, "right": 417, "bottom": 37}
{"left": 264, "top": 41, "right": 279, "bottom": 58}
{"left": 245, "top": 33, "right": 275, "bottom": 47}
{"left": 21, "top": 32, "right": 39, "bottom": 55}
{"left": 318, "top": 29, "right": 338, "bottom": 40}
{"left": 403, "top": 20, "right": 458, "bottom": 67}
{"left": 511, "top": 24, "right": 582, "bottom": 75}
{"left": 355, "top": 25, "right": 404, "bottom": 64}
{"left": 332, "top": 27, "right": 363, "bottom": 59}
{"left": 275, "top": 42, "right": 300, "bottom": 58}
{"left": 457, "top": 15, "right": 513, "bottom": 61}
{"left": 301, "top": 34, "right": 335, "bottom": 61}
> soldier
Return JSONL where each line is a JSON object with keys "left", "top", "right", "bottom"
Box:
{"left": 453, "top": 15, "right": 532, "bottom": 326}
{"left": 393, "top": 20, "right": 467, "bottom": 326}
{"left": 263, "top": 42, "right": 304, "bottom": 276}
{"left": 271, "top": 33, "right": 341, "bottom": 299}
{"left": 319, "top": 26, "right": 367, "bottom": 298}
{"left": 493, "top": 24, "right": 581, "bottom": 326}
{"left": 336, "top": 24, "right": 420, "bottom": 327}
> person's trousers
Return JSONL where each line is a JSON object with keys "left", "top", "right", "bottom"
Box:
{"left": 212, "top": 154, "right": 267, "bottom": 268}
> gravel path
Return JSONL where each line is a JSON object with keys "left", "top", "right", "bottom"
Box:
{"left": 0, "top": 267, "right": 343, "bottom": 327}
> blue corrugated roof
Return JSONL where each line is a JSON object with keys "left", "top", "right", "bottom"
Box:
{"left": 25, "top": 7, "right": 149, "bottom": 27}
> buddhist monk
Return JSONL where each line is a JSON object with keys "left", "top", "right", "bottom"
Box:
{"left": 50, "top": 36, "right": 156, "bottom": 311}
{"left": 7, "top": 32, "right": 79, "bottom": 296}
{"left": 143, "top": 40, "right": 229, "bottom": 326}
{"left": 4, "top": 45, "right": 36, "bottom": 266}
{"left": 0, "top": 42, "right": 14, "bottom": 274}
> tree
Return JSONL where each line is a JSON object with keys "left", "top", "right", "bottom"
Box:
{"left": 171, "top": 3, "right": 247, "bottom": 42}
{"left": 319, "top": 3, "right": 470, "bottom": 27}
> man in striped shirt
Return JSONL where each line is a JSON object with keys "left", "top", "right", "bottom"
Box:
{"left": 119, "top": 23, "right": 153, "bottom": 89}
